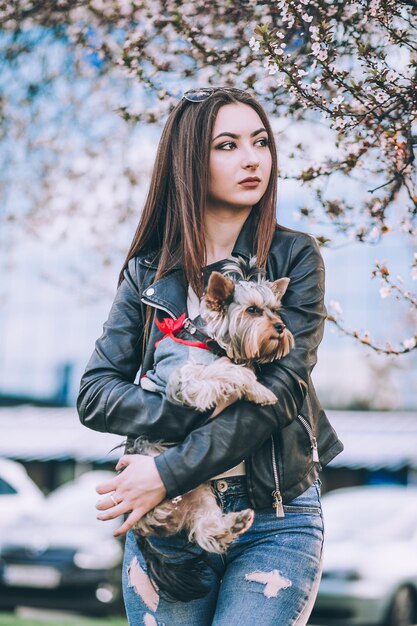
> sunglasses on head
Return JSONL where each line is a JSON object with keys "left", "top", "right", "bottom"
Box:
{"left": 182, "top": 87, "right": 247, "bottom": 102}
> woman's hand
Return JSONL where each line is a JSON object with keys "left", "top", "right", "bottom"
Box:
{"left": 95, "top": 454, "right": 167, "bottom": 537}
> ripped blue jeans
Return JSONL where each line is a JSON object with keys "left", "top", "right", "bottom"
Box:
{"left": 122, "top": 477, "right": 324, "bottom": 626}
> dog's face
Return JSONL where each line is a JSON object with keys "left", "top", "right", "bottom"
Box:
{"left": 201, "top": 271, "right": 295, "bottom": 363}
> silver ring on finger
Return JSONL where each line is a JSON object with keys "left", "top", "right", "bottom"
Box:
{"left": 110, "top": 494, "right": 120, "bottom": 507}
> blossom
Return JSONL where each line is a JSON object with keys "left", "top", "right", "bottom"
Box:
{"left": 332, "top": 95, "right": 345, "bottom": 106}
{"left": 311, "top": 41, "right": 328, "bottom": 61}
{"left": 332, "top": 118, "right": 348, "bottom": 131}
{"left": 403, "top": 338, "right": 416, "bottom": 350}
{"left": 302, "top": 13, "right": 313, "bottom": 22}
{"left": 276, "top": 74, "right": 286, "bottom": 87}
{"left": 249, "top": 36, "right": 260, "bottom": 52}
{"left": 385, "top": 70, "right": 397, "bottom": 82}
{"left": 316, "top": 49, "right": 328, "bottom": 61}
{"left": 264, "top": 60, "right": 279, "bottom": 75}
{"left": 374, "top": 91, "right": 386, "bottom": 103}
{"left": 369, "top": 226, "right": 379, "bottom": 240}
{"left": 311, "top": 80, "right": 322, "bottom": 91}
{"left": 328, "top": 300, "right": 343, "bottom": 315}
{"left": 379, "top": 286, "right": 391, "bottom": 298}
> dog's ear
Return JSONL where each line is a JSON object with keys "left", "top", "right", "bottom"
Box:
{"left": 205, "top": 272, "right": 235, "bottom": 312}
{"left": 270, "top": 277, "right": 290, "bottom": 301}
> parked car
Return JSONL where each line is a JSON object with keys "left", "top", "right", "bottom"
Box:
{"left": 0, "top": 470, "right": 124, "bottom": 615}
{"left": 0, "top": 458, "right": 44, "bottom": 532}
{"left": 310, "top": 485, "right": 417, "bottom": 626}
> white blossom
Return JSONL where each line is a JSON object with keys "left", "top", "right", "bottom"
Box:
{"left": 403, "top": 337, "right": 416, "bottom": 350}
{"left": 385, "top": 70, "right": 397, "bottom": 82}
{"left": 369, "top": 226, "right": 379, "bottom": 240}
{"left": 328, "top": 300, "right": 343, "bottom": 315}
{"left": 311, "top": 41, "right": 328, "bottom": 61}
{"left": 332, "top": 95, "right": 345, "bottom": 106}
{"left": 374, "top": 91, "right": 386, "bottom": 103}
{"left": 249, "top": 36, "right": 260, "bottom": 52}
{"left": 302, "top": 13, "right": 313, "bottom": 22}
{"left": 276, "top": 74, "right": 286, "bottom": 87}
{"left": 311, "top": 80, "right": 322, "bottom": 90}
{"left": 379, "top": 286, "right": 392, "bottom": 298}
{"left": 332, "top": 118, "right": 348, "bottom": 131}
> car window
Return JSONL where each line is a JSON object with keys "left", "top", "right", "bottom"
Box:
{"left": 26, "top": 473, "right": 122, "bottom": 531}
{"left": 0, "top": 478, "right": 17, "bottom": 495}
{"left": 323, "top": 489, "right": 417, "bottom": 542}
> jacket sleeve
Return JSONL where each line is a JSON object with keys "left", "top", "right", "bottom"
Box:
{"left": 76, "top": 257, "right": 210, "bottom": 440}
{"left": 154, "top": 234, "right": 327, "bottom": 498}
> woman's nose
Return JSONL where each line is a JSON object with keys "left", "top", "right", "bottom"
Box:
{"left": 242, "top": 145, "right": 259, "bottom": 169}
{"left": 244, "top": 159, "right": 259, "bottom": 169}
{"left": 243, "top": 154, "right": 259, "bottom": 169}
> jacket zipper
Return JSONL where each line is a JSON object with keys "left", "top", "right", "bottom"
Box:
{"left": 270, "top": 435, "right": 285, "bottom": 518}
{"left": 298, "top": 414, "right": 320, "bottom": 463}
{"left": 140, "top": 297, "right": 176, "bottom": 319}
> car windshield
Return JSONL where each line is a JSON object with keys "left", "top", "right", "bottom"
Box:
{"left": 322, "top": 488, "right": 417, "bottom": 542}
{"left": 21, "top": 473, "right": 121, "bottom": 531}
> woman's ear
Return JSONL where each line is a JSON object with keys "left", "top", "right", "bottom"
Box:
{"left": 270, "top": 277, "right": 290, "bottom": 301}
{"left": 205, "top": 272, "right": 235, "bottom": 312}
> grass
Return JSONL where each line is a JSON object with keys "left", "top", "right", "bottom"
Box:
{"left": 0, "top": 613, "right": 127, "bottom": 626}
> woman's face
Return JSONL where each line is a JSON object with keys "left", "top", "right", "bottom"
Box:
{"left": 207, "top": 103, "right": 273, "bottom": 212}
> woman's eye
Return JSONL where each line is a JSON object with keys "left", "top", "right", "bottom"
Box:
{"left": 247, "top": 306, "right": 262, "bottom": 315}
{"left": 217, "top": 141, "right": 236, "bottom": 150}
{"left": 256, "top": 137, "right": 269, "bottom": 147}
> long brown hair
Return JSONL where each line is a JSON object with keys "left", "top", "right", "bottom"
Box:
{"left": 118, "top": 89, "right": 278, "bottom": 295}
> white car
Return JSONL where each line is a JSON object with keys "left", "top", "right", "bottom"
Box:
{"left": 0, "top": 470, "right": 124, "bottom": 615}
{"left": 311, "top": 485, "right": 417, "bottom": 626}
{"left": 0, "top": 458, "right": 44, "bottom": 530}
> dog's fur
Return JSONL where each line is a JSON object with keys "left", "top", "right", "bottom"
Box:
{"left": 129, "top": 257, "right": 294, "bottom": 601}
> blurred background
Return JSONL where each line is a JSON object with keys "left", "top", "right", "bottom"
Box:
{"left": 0, "top": 1, "right": 416, "bottom": 625}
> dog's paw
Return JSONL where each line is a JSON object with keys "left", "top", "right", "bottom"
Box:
{"left": 215, "top": 509, "right": 255, "bottom": 552}
{"left": 230, "top": 508, "right": 255, "bottom": 535}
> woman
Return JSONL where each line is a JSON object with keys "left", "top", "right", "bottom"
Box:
{"left": 77, "top": 87, "right": 344, "bottom": 625}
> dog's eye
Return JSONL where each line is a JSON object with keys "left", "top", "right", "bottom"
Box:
{"left": 246, "top": 306, "right": 262, "bottom": 315}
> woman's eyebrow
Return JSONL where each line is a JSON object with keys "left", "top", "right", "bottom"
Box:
{"left": 212, "top": 127, "right": 267, "bottom": 141}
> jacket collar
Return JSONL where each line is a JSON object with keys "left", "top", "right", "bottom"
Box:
{"left": 139, "top": 210, "right": 257, "bottom": 318}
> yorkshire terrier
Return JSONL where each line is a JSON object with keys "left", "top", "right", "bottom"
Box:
{"left": 129, "top": 257, "right": 294, "bottom": 601}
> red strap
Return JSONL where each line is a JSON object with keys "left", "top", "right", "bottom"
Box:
{"left": 154, "top": 313, "right": 210, "bottom": 350}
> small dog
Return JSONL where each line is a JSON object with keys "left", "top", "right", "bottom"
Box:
{"left": 130, "top": 257, "right": 294, "bottom": 601}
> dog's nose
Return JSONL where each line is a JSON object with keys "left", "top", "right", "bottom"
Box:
{"left": 274, "top": 322, "right": 286, "bottom": 333}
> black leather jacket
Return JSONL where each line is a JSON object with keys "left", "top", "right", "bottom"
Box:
{"left": 77, "top": 214, "right": 343, "bottom": 513}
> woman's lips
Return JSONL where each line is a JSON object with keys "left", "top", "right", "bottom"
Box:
{"left": 238, "top": 177, "right": 261, "bottom": 188}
